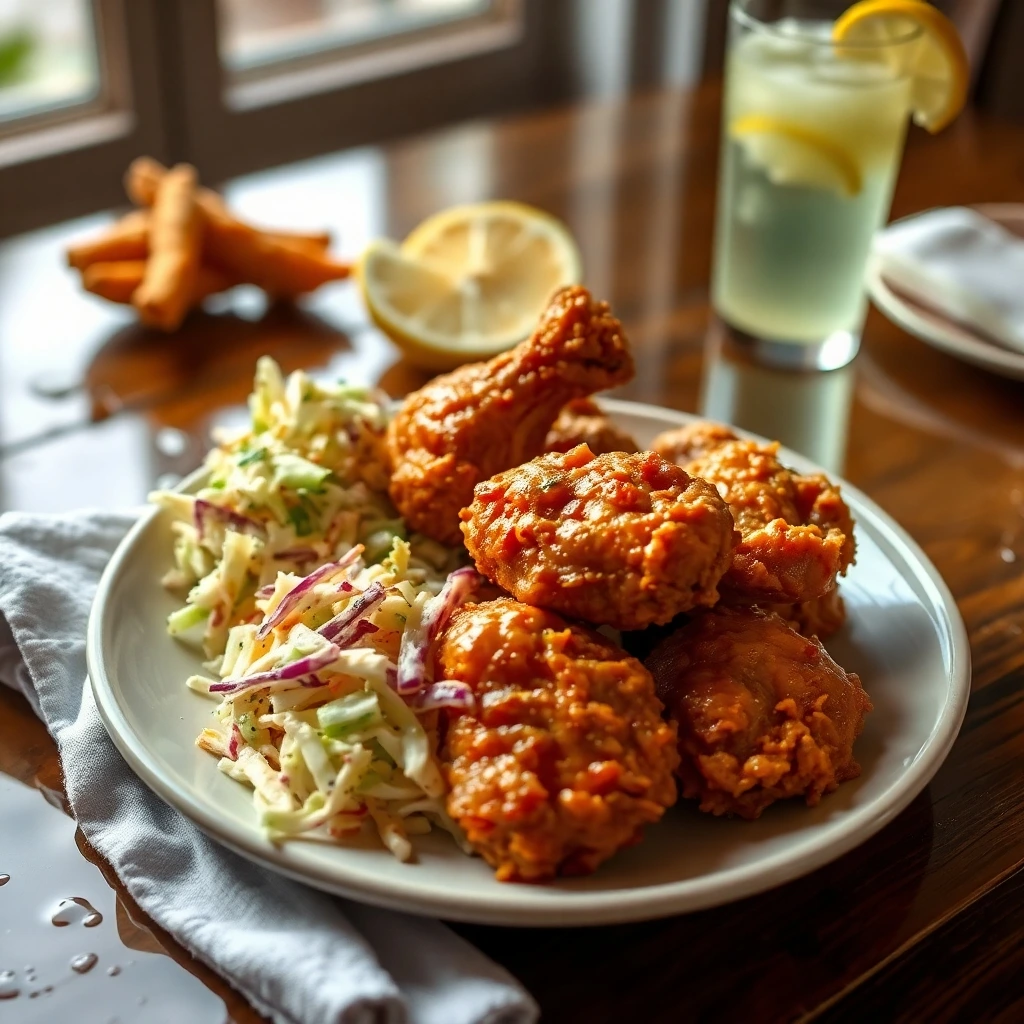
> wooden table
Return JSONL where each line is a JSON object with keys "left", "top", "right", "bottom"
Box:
{"left": 3, "top": 82, "right": 1024, "bottom": 1023}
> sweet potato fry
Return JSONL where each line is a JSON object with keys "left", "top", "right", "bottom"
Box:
{"left": 126, "top": 158, "right": 331, "bottom": 250}
{"left": 132, "top": 163, "right": 203, "bottom": 331}
{"left": 202, "top": 216, "right": 351, "bottom": 296}
{"left": 123, "top": 156, "right": 168, "bottom": 207}
{"left": 82, "top": 260, "right": 233, "bottom": 305}
{"left": 66, "top": 210, "right": 149, "bottom": 270}
{"left": 67, "top": 213, "right": 323, "bottom": 277}
{"left": 277, "top": 229, "right": 331, "bottom": 250}
{"left": 81, "top": 259, "right": 147, "bottom": 303}
{"left": 126, "top": 157, "right": 349, "bottom": 296}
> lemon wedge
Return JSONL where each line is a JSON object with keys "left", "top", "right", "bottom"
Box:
{"left": 359, "top": 201, "right": 582, "bottom": 370}
{"left": 731, "top": 114, "right": 863, "bottom": 198}
{"left": 832, "top": 0, "right": 969, "bottom": 132}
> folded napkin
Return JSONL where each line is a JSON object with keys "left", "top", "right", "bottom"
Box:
{"left": 0, "top": 510, "right": 538, "bottom": 1024}
{"left": 872, "top": 206, "right": 1024, "bottom": 352}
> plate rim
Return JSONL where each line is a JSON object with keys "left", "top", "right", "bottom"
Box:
{"left": 86, "top": 398, "right": 971, "bottom": 927}
{"left": 867, "top": 203, "right": 1024, "bottom": 381}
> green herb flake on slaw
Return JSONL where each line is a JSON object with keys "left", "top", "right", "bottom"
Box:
{"left": 151, "top": 357, "right": 473, "bottom": 860}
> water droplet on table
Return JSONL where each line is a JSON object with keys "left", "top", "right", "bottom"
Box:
{"left": 0, "top": 873, "right": 10, "bottom": 885}
{"left": 51, "top": 896, "right": 103, "bottom": 928}
{"left": 1, "top": 774, "right": 227, "bottom": 1021}
{"left": 155, "top": 426, "right": 189, "bottom": 457}
{"left": 28, "top": 369, "right": 82, "bottom": 400}
{"left": 154, "top": 472, "right": 183, "bottom": 490}
{"left": 106, "top": 965, "right": 121, "bottom": 977}
{"left": 70, "top": 953, "right": 98, "bottom": 975}
{"left": 1000, "top": 547, "right": 1016, "bottom": 563}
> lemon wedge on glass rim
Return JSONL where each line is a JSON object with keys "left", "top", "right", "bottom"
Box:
{"left": 832, "top": 0, "right": 969, "bottom": 133}
{"left": 730, "top": 114, "right": 863, "bottom": 198}
{"left": 358, "top": 201, "right": 582, "bottom": 370}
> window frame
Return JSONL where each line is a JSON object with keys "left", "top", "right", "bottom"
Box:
{"left": 0, "top": 0, "right": 168, "bottom": 238}
{"left": 163, "top": 0, "right": 551, "bottom": 185}
{"left": 0, "top": 0, "right": 569, "bottom": 237}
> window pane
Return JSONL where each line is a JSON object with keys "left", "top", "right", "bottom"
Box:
{"left": 218, "top": 0, "right": 494, "bottom": 71}
{"left": 0, "top": 0, "right": 99, "bottom": 123}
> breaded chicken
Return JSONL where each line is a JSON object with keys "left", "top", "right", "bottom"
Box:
{"left": 653, "top": 422, "right": 855, "bottom": 605}
{"left": 386, "top": 286, "right": 634, "bottom": 545}
{"left": 651, "top": 421, "right": 738, "bottom": 465}
{"left": 461, "top": 445, "right": 738, "bottom": 631}
{"left": 647, "top": 607, "right": 871, "bottom": 819}
{"left": 437, "top": 598, "right": 679, "bottom": 882}
{"left": 545, "top": 398, "right": 639, "bottom": 455}
{"left": 756, "top": 591, "right": 847, "bottom": 641}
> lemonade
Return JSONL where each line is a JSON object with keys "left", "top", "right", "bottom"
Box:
{"left": 712, "top": 7, "right": 916, "bottom": 359}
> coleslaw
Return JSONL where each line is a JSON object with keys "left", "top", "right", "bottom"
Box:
{"left": 152, "top": 357, "right": 476, "bottom": 860}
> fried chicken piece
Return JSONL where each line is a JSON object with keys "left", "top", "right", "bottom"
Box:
{"left": 545, "top": 398, "right": 639, "bottom": 455}
{"left": 386, "top": 286, "right": 635, "bottom": 545}
{"left": 652, "top": 421, "right": 739, "bottom": 465}
{"left": 647, "top": 607, "right": 871, "bottom": 819}
{"left": 437, "top": 598, "right": 679, "bottom": 882}
{"left": 751, "top": 591, "right": 847, "bottom": 640}
{"left": 692, "top": 440, "right": 855, "bottom": 603}
{"left": 461, "top": 445, "right": 738, "bottom": 631}
{"left": 654, "top": 421, "right": 855, "bottom": 605}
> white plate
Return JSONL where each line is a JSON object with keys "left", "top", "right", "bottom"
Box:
{"left": 867, "top": 204, "right": 1024, "bottom": 381}
{"left": 86, "top": 399, "right": 970, "bottom": 927}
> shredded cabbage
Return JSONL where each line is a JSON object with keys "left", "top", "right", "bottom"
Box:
{"left": 160, "top": 357, "right": 474, "bottom": 861}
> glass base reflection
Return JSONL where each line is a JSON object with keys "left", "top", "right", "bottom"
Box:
{"left": 713, "top": 316, "right": 861, "bottom": 372}
{"left": 700, "top": 316, "right": 856, "bottom": 474}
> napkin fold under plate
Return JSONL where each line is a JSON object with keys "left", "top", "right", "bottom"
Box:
{"left": 0, "top": 509, "right": 538, "bottom": 1024}
{"left": 872, "top": 205, "right": 1024, "bottom": 352}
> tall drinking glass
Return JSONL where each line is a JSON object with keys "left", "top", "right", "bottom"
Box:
{"left": 712, "top": 0, "right": 919, "bottom": 369}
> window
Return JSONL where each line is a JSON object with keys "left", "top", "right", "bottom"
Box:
{"left": 218, "top": 0, "right": 497, "bottom": 75}
{"left": 0, "top": 0, "right": 100, "bottom": 125}
{"left": 172, "top": 0, "right": 538, "bottom": 181}
{"left": 0, "top": 0, "right": 549, "bottom": 236}
{"left": 0, "top": 0, "right": 166, "bottom": 237}
{"left": 0, "top": 0, "right": 711, "bottom": 237}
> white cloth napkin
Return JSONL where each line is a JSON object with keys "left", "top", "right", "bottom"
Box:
{"left": 0, "top": 509, "right": 538, "bottom": 1024}
{"left": 872, "top": 206, "right": 1024, "bottom": 351}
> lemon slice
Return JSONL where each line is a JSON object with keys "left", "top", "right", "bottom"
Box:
{"left": 731, "top": 114, "right": 863, "bottom": 198}
{"left": 359, "top": 201, "right": 582, "bottom": 370}
{"left": 832, "top": 0, "right": 969, "bottom": 132}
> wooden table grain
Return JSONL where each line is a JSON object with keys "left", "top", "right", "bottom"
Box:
{"left": 3, "top": 82, "right": 1024, "bottom": 1023}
